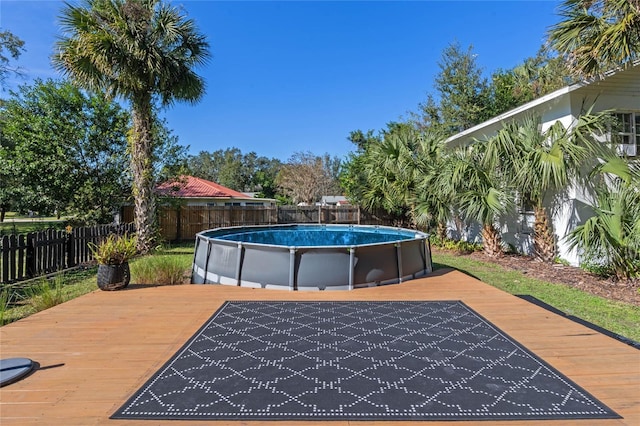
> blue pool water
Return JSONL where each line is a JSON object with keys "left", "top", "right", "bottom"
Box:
{"left": 206, "top": 225, "right": 416, "bottom": 247}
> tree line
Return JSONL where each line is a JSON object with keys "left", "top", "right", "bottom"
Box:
{"left": 0, "top": 78, "right": 344, "bottom": 222}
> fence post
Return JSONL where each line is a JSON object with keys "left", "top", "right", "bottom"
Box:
{"left": 177, "top": 206, "right": 182, "bottom": 242}
{"left": 17, "top": 234, "right": 25, "bottom": 282}
{"left": 26, "top": 232, "right": 36, "bottom": 278}
{"left": 67, "top": 230, "right": 76, "bottom": 268}
{"left": 1, "top": 236, "right": 8, "bottom": 283}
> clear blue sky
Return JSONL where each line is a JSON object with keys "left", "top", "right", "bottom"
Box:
{"left": 1, "top": 1, "right": 561, "bottom": 161}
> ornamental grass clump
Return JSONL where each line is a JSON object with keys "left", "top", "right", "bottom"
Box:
{"left": 131, "top": 255, "right": 190, "bottom": 286}
{"left": 25, "top": 275, "right": 66, "bottom": 312}
{"left": 89, "top": 234, "right": 138, "bottom": 265}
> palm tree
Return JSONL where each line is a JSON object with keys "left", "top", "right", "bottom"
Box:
{"left": 444, "top": 144, "right": 510, "bottom": 257}
{"left": 413, "top": 130, "right": 455, "bottom": 240}
{"left": 548, "top": 0, "right": 640, "bottom": 78}
{"left": 53, "top": 0, "right": 210, "bottom": 253}
{"left": 491, "top": 113, "right": 606, "bottom": 262}
{"left": 566, "top": 158, "right": 640, "bottom": 280}
{"left": 361, "top": 128, "right": 417, "bottom": 227}
{"left": 361, "top": 125, "right": 454, "bottom": 233}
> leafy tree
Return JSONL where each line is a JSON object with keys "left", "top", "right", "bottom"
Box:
{"left": 487, "top": 48, "right": 570, "bottom": 117}
{"left": 0, "top": 130, "right": 18, "bottom": 222}
{"left": 345, "top": 129, "right": 379, "bottom": 152}
{"left": 54, "top": 0, "right": 210, "bottom": 253}
{"left": 512, "top": 48, "right": 570, "bottom": 98}
{"left": 251, "top": 156, "right": 282, "bottom": 198}
{"left": 548, "top": 0, "right": 640, "bottom": 78}
{"left": 1, "top": 79, "right": 130, "bottom": 223}
{"left": 189, "top": 148, "right": 245, "bottom": 190}
{"left": 0, "top": 29, "right": 25, "bottom": 88}
{"left": 276, "top": 151, "right": 341, "bottom": 205}
{"left": 421, "top": 42, "right": 491, "bottom": 136}
{"left": 0, "top": 29, "right": 25, "bottom": 220}
{"left": 187, "top": 148, "right": 282, "bottom": 195}
{"left": 152, "top": 115, "right": 190, "bottom": 185}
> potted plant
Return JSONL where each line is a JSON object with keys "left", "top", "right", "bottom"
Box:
{"left": 89, "top": 234, "right": 138, "bottom": 291}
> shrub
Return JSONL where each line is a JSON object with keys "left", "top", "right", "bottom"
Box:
{"left": 430, "top": 236, "right": 481, "bottom": 254}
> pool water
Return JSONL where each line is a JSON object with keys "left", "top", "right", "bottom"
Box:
{"left": 213, "top": 226, "right": 415, "bottom": 247}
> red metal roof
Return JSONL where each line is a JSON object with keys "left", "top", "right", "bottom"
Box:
{"left": 156, "top": 176, "right": 250, "bottom": 199}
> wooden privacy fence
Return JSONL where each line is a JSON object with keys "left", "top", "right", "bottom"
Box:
{"left": 1, "top": 223, "right": 135, "bottom": 285}
{"left": 158, "top": 206, "right": 277, "bottom": 241}
{"left": 155, "top": 205, "right": 395, "bottom": 241}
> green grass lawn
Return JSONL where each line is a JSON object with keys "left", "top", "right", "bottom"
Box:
{"left": 0, "top": 214, "right": 67, "bottom": 234}
{"left": 2, "top": 244, "right": 638, "bottom": 343}
{"left": 432, "top": 251, "right": 640, "bottom": 342}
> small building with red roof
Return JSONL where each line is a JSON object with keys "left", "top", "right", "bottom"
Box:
{"left": 156, "top": 175, "right": 276, "bottom": 207}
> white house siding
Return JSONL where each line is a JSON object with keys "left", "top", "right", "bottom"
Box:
{"left": 445, "top": 63, "right": 640, "bottom": 265}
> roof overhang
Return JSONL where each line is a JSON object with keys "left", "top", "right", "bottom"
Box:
{"left": 445, "top": 60, "right": 640, "bottom": 146}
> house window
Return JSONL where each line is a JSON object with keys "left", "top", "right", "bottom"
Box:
{"left": 611, "top": 112, "right": 639, "bottom": 157}
{"left": 224, "top": 202, "right": 242, "bottom": 207}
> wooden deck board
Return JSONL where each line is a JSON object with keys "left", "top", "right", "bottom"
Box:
{"left": 1, "top": 269, "right": 638, "bottom": 425}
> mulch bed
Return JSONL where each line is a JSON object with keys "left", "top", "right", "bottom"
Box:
{"left": 440, "top": 249, "right": 640, "bottom": 307}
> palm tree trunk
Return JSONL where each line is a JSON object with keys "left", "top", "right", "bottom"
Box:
{"left": 481, "top": 223, "right": 503, "bottom": 257}
{"left": 533, "top": 205, "right": 555, "bottom": 263}
{"left": 130, "top": 97, "right": 156, "bottom": 254}
{"left": 436, "top": 221, "right": 448, "bottom": 241}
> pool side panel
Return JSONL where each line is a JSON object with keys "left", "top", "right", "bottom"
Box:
{"left": 400, "top": 238, "right": 429, "bottom": 280}
{"left": 296, "top": 248, "right": 351, "bottom": 290}
{"left": 205, "top": 241, "right": 239, "bottom": 285}
{"left": 240, "top": 245, "right": 292, "bottom": 289}
{"left": 352, "top": 244, "right": 399, "bottom": 287}
{"left": 191, "top": 237, "right": 207, "bottom": 284}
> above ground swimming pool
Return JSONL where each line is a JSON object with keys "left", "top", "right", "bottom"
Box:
{"left": 192, "top": 224, "right": 432, "bottom": 290}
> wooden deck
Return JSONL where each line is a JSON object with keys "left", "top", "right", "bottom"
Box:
{"left": 1, "top": 269, "right": 638, "bottom": 425}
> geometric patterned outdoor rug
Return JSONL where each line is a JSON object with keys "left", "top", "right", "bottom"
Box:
{"left": 112, "top": 301, "right": 620, "bottom": 421}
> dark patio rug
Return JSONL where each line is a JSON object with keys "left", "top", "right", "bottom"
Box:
{"left": 112, "top": 301, "right": 620, "bottom": 421}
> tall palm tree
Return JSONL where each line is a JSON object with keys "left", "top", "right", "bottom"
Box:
{"left": 491, "top": 113, "right": 606, "bottom": 262}
{"left": 548, "top": 0, "right": 640, "bottom": 78}
{"left": 53, "top": 0, "right": 210, "bottom": 253}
